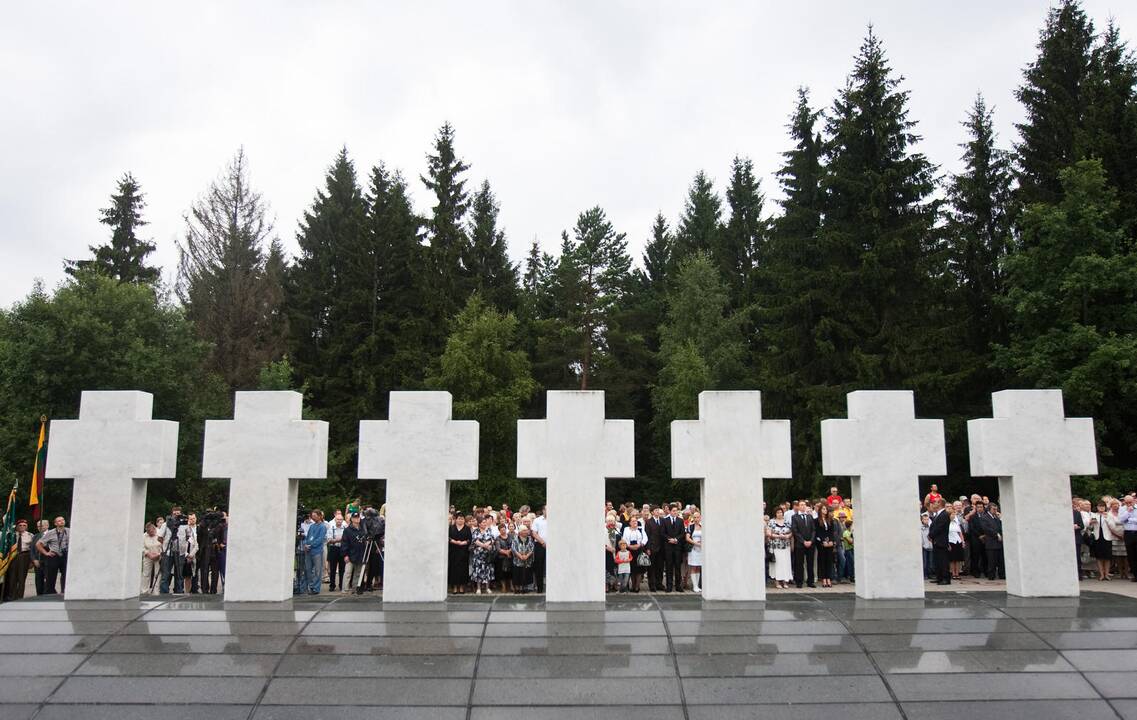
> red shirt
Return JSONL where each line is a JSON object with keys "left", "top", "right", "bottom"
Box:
{"left": 925, "top": 492, "right": 941, "bottom": 506}
{"left": 827, "top": 494, "right": 843, "bottom": 506}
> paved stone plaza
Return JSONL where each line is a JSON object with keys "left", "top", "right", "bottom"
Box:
{"left": 0, "top": 591, "right": 1134, "bottom": 720}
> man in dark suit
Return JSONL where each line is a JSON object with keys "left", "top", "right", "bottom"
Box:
{"left": 790, "top": 501, "right": 816, "bottom": 588}
{"left": 661, "top": 505, "right": 686, "bottom": 592}
{"left": 928, "top": 499, "right": 951, "bottom": 585}
{"left": 978, "top": 504, "right": 1005, "bottom": 580}
{"left": 644, "top": 507, "right": 664, "bottom": 592}
{"left": 1073, "top": 501, "right": 1086, "bottom": 580}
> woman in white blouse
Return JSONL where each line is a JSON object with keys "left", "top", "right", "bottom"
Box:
{"left": 766, "top": 508, "right": 793, "bottom": 589}
{"left": 621, "top": 516, "right": 648, "bottom": 593}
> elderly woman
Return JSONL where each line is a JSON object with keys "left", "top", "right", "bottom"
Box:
{"left": 142, "top": 522, "right": 163, "bottom": 594}
{"left": 470, "top": 515, "right": 496, "bottom": 594}
{"left": 495, "top": 523, "right": 513, "bottom": 593}
{"left": 448, "top": 514, "right": 471, "bottom": 594}
{"left": 511, "top": 526, "right": 536, "bottom": 594}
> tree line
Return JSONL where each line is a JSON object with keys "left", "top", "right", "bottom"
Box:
{"left": 1, "top": 2, "right": 1134, "bottom": 519}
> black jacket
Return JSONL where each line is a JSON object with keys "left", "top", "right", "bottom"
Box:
{"left": 342, "top": 525, "right": 367, "bottom": 564}
{"left": 661, "top": 515, "right": 685, "bottom": 544}
{"left": 928, "top": 510, "right": 950, "bottom": 549}
{"left": 791, "top": 513, "right": 815, "bottom": 546}
{"left": 645, "top": 517, "right": 664, "bottom": 552}
{"left": 976, "top": 513, "right": 1003, "bottom": 550}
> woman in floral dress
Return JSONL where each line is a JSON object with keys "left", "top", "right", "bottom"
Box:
{"left": 470, "top": 516, "right": 496, "bottom": 594}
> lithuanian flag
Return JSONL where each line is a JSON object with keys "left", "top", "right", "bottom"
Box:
{"left": 29, "top": 418, "right": 45, "bottom": 521}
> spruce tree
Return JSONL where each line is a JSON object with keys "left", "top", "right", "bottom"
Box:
{"left": 422, "top": 122, "right": 471, "bottom": 318}
{"left": 567, "top": 207, "right": 632, "bottom": 389}
{"left": 463, "top": 180, "right": 520, "bottom": 312}
{"left": 1015, "top": 0, "right": 1096, "bottom": 207}
{"left": 720, "top": 156, "right": 767, "bottom": 306}
{"left": 642, "top": 213, "right": 673, "bottom": 290}
{"left": 1082, "top": 21, "right": 1137, "bottom": 228}
{"left": 672, "top": 171, "right": 723, "bottom": 266}
{"left": 66, "top": 173, "right": 160, "bottom": 285}
{"left": 177, "top": 148, "right": 286, "bottom": 390}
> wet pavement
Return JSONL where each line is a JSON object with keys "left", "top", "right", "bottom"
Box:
{"left": 0, "top": 590, "right": 1134, "bottom": 719}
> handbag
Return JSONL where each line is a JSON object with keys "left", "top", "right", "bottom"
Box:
{"left": 637, "top": 551, "right": 652, "bottom": 568}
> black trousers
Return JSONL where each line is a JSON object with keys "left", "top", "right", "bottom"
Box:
{"left": 533, "top": 543, "right": 546, "bottom": 592}
{"left": 648, "top": 548, "right": 664, "bottom": 590}
{"left": 1125, "top": 531, "right": 1137, "bottom": 579}
{"left": 985, "top": 547, "right": 1005, "bottom": 579}
{"left": 43, "top": 554, "right": 66, "bottom": 594}
{"left": 327, "top": 544, "right": 345, "bottom": 589}
{"left": 933, "top": 546, "right": 950, "bottom": 583}
{"left": 209, "top": 550, "right": 224, "bottom": 593}
{"left": 663, "top": 543, "right": 683, "bottom": 591}
{"left": 792, "top": 543, "right": 815, "bottom": 586}
{"left": 970, "top": 538, "right": 986, "bottom": 576}
{"left": 34, "top": 562, "right": 45, "bottom": 596}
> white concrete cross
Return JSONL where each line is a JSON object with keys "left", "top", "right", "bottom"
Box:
{"left": 358, "top": 391, "right": 478, "bottom": 602}
{"left": 518, "top": 391, "right": 634, "bottom": 602}
{"left": 45, "top": 391, "right": 178, "bottom": 599}
{"left": 821, "top": 391, "right": 945, "bottom": 599}
{"left": 672, "top": 391, "right": 791, "bottom": 601}
{"left": 203, "top": 391, "right": 328, "bottom": 602}
{"left": 968, "top": 389, "right": 1097, "bottom": 597}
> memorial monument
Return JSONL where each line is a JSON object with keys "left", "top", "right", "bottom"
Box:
{"left": 203, "top": 391, "right": 328, "bottom": 602}
{"left": 671, "top": 391, "right": 791, "bottom": 601}
{"left": 45, "top": 390, "right": 178, "bottom": 600}
{"left": 821, "top": 390, "right": 946, "bottom": 599}
{"left": 358, "top": 391, "right": 478, "bottom": 603}
{"left": 518, "top": 391, "right": 634, "bottom": 602}
{"left": 968, "top": 389, "right": 1097, "bottom": 597}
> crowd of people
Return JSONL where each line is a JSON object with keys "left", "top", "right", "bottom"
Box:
{"left": 3, "top": 486, "right": 1136, "bottom": 601}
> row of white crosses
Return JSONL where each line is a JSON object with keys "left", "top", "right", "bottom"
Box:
{"left": 44, "top": 387, "right": 1096, "bottom": 603}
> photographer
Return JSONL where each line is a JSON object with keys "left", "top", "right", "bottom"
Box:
{"left": 159, "top": 506, "right": 196, "bottom": 594}
{"left": 342, "top": 513, "right": 366, "bottom": 591}
{"left": 208, "top": 513, "right": 227, "bottom": 593}
{"left": 360, "top": 507, "right": 385, "bottom": 592}
{"left": 195, "top": 510, "right": 223, "bottom": 594}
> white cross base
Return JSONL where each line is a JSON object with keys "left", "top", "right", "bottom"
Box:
{"left": 822, "top": 391, "right": 945, "bottom": 599}
{"left": 203, "top": 391, "right": 328, "bottom": 602}
{"left": 969, "top": 389, "right": 1097, "bottom": 597}
{"left": 672, "top": 391, "right": 790, "bottom": 601}
{"left": 46, "top": 391, "right": 178, "bottom": 599}
{"left": 359, "top": 391, "right": 478, "bottom": 603}
{"left": 518, "top": 391, "right": 634, "bottom": 602}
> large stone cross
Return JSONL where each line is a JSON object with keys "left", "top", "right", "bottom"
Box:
{"left": 203, "top": 391, "right": 327, "bottom": 602}
{"left": 821, "top": 391, "right": 945, "bottom": 599}
{"left": 518, "top": 391, "right": 634, "bottom": 602}
{"left": 45, "top": 391, "right": 178, "bottom": 599}
{"left": 672, "top": 391, "right": 790, "bottom": 601}
{"left": 358, "top": 391, "right": 478, "bottom": 602}
{"left": 968, "top": 389, "right": 1097, "bottom": 597}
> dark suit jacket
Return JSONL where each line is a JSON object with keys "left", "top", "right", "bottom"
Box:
{"left": 928, "top": 510, "right": 950, "bottom": 549}
{"left": 1073, "top": 509, "right": 1085, "bottom": 545}
{"left": 662, "top": 516, "right": 685, "bottom": 544}
{"left": 645, "top": 517, "right": 664, "bottom": 552}
{"left": 977, "top": 513, "right": 1003, "bottom": 549}
{"left": 814, "top": 519, "right": 838, "bottom": 546}
{"left": 790, "top": 513, "right": 815, "bottom": 546}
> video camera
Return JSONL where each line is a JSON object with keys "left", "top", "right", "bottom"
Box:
{"left": 201, "top": 509, "right": 224, "bottom": 530}
{"left": 361, "top": 507, "right": 385, "bottom": 543}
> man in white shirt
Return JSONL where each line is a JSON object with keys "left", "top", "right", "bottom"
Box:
{"left": 531, "top": 507, "right": 548, "bottom": 593}
{"left": 325, "top": 513, "right": 347, "bottom": 591}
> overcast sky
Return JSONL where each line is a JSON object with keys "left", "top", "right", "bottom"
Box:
{"left": 2, "top": 2, "right": 1133, "bottom": 307}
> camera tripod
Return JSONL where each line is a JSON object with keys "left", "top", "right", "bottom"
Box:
{"left": 354, "top": 537, "right": 384, "bottom": 595}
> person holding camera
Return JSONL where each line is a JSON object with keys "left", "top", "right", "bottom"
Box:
{"left": 160, "top": 508, "right": 197, "bottom": 594}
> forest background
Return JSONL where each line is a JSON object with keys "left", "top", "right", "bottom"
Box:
{"left": 2, "top": 2, "right": 1135, "bottom": 519}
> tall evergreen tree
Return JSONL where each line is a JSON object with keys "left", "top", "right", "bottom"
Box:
{"left": 672, "top": 171, "right": 723, "bottom": 266}
{"left": 66, "top": 173, "right": 160, "bottom": 285}
{"left": 1015, "top": 0, "right": 1096, "bottom": 207}
{"left": 720, "top": 156, "right": 767, "bottom": 306}
{"left": 642, "top": 213, "right": 673, "bottom": 290}
{"left": 177, "top": 148, "right": 286, "bottom": 390}
{"left": 1082, "top": 21, "right": 1137, "bottom": 228}
{"left": 946, "top": 96, "right": 1016, "bottom": 364}
{"left": 567, "top": 207, "right": 632, "bottom": 389}
{"left": 463, "top": 180, "right": 520, "bottom": 312}
{"left": 422, "top": 122, "right": 471, "bottom": 318}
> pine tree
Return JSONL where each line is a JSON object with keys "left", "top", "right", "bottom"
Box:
{"left": 720, "top": 156, "right": 767, "bottom": 306}
{"left": 672, "top": 171, "right": 723, "bottom": 266}
{"left": 567, "top": 207, "right": 632, "bottom": 389}
{"left": 463, "top": 180, "right": 520, "bottom": 312}
{"left": 422, "top": 122, "right": 471, "bottom": 318}
{"left": 1082, "top": 21, "right": 1137, "bottom": 228}
{"left": 642, "top": 213, "right": 672, "bottom": 290}
{"left": 522, "top": 239, "right": 543, "bottom": 294}
{"left": 946, "top": 96, "right": 1016, "bottom": 361}
{"left": 177, "top": 148, "right": 286, "bottom": 390}
{"left": 66, "top": 173, "right": 160, "bottom": 285}
{"left": 1015, "top": 0, "right": 1096, "bottom": 207}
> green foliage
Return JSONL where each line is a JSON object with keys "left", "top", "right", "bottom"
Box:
{"left": 65, "top": 173, "right": 160, "bottom": 286}
{"left": 997, "top": 160, "right": 1137, "bottom": 477}
{"left": 422, "top": 122, "right": 471, "bottom": 319}
{"left": 427, "top": 295, "right": 538, "bottom": 508}
{"left": 0, "top": 271, "right": 227, "bottom": 521}
{"left": 463, "top": 180, "right": 520, "bottom": 313}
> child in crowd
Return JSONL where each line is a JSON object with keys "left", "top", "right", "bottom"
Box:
{"left": 615, "top": 540, "right": 633, "bottom": 593}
